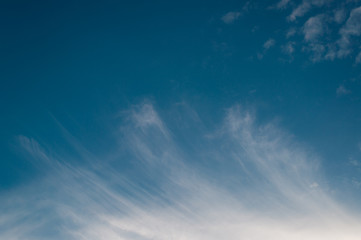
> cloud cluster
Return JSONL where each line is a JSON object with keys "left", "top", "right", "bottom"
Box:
{"left": 273, "top": 0, "right": 361, "bottom": 63}
{"left": 1, "top": 102, "right": 361, "bottom": 239}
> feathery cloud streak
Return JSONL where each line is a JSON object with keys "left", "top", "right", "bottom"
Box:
{"left": 1, "top": 102, "right": 361, "bottom": 239}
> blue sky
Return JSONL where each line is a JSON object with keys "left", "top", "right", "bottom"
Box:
{"left": 1, "top": 0, "right": 361, "bottom": 239}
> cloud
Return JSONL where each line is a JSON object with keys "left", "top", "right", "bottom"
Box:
{"left": 356, "top": 50, "right": 361, "bottom": 64}
{"left": 350, "top": 158, "right": 360, "bottom": 167}
{"left": 258, "top": 38, "right": 276, "bottom": 59}
{"left": 17, "top": 135, "right": 54, "bottom": 167}
{"left": 283, "top": 41, "right": 296, "bottom": 54}
{"left": 270, "top": 1, "right": 361, "bottom": 63}
{"left": 303, "top": 14, "right": 326, "bottom": 42}
{"left": 286, "top": 28, "right": 297, "bottom": 38}
{"left": 289, "top": 1, "right": 312, "bottom": 21}
{"left": 2, "top": 102, "right": 361, "bottom": 239}
{"left": 263, "top": 38, "right": 276, "bottom": 49}
{"left": 334, "top": 8, "right": 346, "bottom": 24}
{"left": 269, "top": 0, "right": 291, "bottom": 10}
{"left": 277, "top": 0, "right": 292, "bottom": 9}
{"left": 221, "top": 11, "right": 241, "bottom": 24}
{"left": 300, "top": 14, "right": 330, "bottom": 61}
{"left": 336, "top": 84, "right": 351, "bottom": 96}
{"left": 302, "top": 42, "right": 327, "bottom": 62}
{"left": 358, "top": 142, "right": 361, "bottom": 151}
{"left": 288, "top": 0, "right": 331, "bottom": 22}
{"left": 338, "top": 6, "right": 361, "bottom": 57}
{"left": 340, "top": 6, "right": 361, "bottom": 36}
{"left": 282, "top": 41, "right": 296, "bottom": 61}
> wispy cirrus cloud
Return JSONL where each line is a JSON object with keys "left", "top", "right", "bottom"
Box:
{"left": 1, "top": 102, "right": 361, "bottom": 239}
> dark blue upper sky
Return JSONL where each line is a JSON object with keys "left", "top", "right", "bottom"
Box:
{"left": 2, "top": 0, "right": 361, "bottom": 188}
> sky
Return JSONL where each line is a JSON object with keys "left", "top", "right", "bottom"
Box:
{"left": 1, "top": 0, "right": 361, "bottom": 239}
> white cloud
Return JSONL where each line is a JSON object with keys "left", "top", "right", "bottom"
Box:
{"left": 272, "top": 1, "right": 361, "bottom": 63}
{"left": 257, "top": 39, "right": 276, "bottom": 60}
{"left": 282, "top": 41, "right": 296, "bottom": 60}
{"left": 130, "top": 102, "right": 168, "bottom": 136}
{"left": 274, "top": 0, "right": 292, "bottom": 9}
{"left": 257, "top": 52, "right": 264, "bottom": 59}
{"left": 278, "top": 0, "right": 291, "bottom": 9}
{"left": 289, "top": 1, "right": 312, "bottom": 21}
{"left": 2, "top": 102, "right": 361, "bottom": 239}
{"left": 356, "top": 50, "right": 361, "bottom": 64}
{"left": 286, "top": 28, "right": 297, "bottom": 38}
{"left": 284, "top": 42, "right": 295, "bottom": 53}
{"left": 340, "top": 6, "right": 361, "bottom": 36}
{"left": 338, "top": 6, "right": 361, "bottom": 57}
{"left": 264, "top": 38, "right": 276, "bottom": 49}
{"left": 303, "top": 14, "right": 326, "bottom": 42}
{"left": 17, "top": 135, "right": 54, "bottom": 167}
{"left": 302, "top": 42, "right": 326, "bottom": 62}
{"left": 334, "top": 8, "right": 346, "bottom": 24}
{"left": 336, "top": 84, "right": 351, "bottom": 96}
{"left": 288, "top": 0, "right": 331, "bottom": 21}
{"left": 350, "top": 158, "right": 360, "bottom": 167}
{"left": 221, "top": 11, "right": 241, "bottom": 24}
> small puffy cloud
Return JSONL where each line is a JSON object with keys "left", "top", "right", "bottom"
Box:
{"left": 336, "top": 84, "right": 351, "bottom": 96}
{"left": 221, "top": 11, "right": 241, "bottom": 24}
{"left": 263, "top": 38, "right": 276, "bottom": 49}
{"left": 303, "top": 14, "right": 326, "bottom": 42}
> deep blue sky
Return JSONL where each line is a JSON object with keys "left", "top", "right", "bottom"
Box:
{"left": 1, "top": 1, "right": 361, "bottom": 239}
